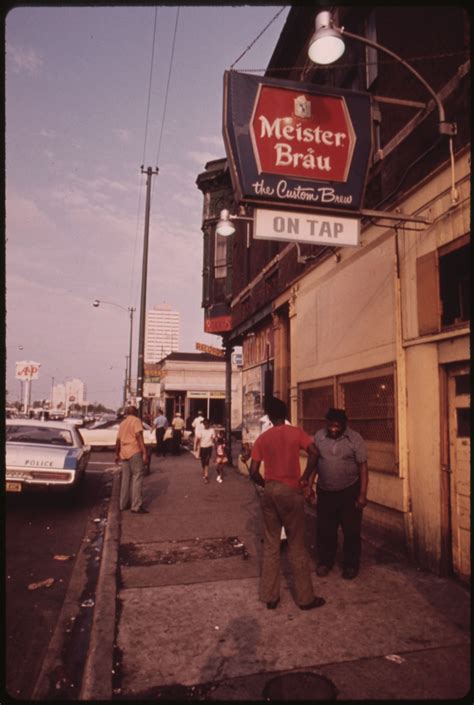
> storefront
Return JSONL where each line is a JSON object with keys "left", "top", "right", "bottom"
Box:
{"left": 241, "top": 320, "right": 274, "bottom": 446}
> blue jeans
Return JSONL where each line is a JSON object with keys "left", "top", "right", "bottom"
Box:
{"left": 120, "top": 452, "right": 145, "bottom": 511}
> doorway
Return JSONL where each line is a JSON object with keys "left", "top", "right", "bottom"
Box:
{"left": 446, "top": 363, "right": 470, "bottom": 581}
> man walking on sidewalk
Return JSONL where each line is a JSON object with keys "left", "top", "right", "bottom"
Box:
{"left": 312, "top": 408, "right": 368, "bottom": 580}
{"left": 152, "top": 408, "right": 168, "bottom": 457}
{"left": 115, "top": 405, "right": 149, "bottom": 514}
{"left": 249, "top": 397, "right": 325, "bottom": 611}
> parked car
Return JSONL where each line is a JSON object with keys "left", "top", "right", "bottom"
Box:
{"left": 5, "top": 419, "right": 91, "bottom": 493}
{"left": 67, "top": 412, "right": 85, "bottom": 427}
{"left": 80, "top": 418, "right": 156, "bottom": 450}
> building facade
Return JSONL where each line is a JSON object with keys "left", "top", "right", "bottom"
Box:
{"left": 197, "top": 7, "right": 470, "bottom": 581}
{"left": 143, "top": 352, "right": 243, "bottom": 430}
{"left": 144, "top": 304, "right": 180, "bottom": 363}
{"left": 52, "top": 378, "right": 87, "bottom": 411}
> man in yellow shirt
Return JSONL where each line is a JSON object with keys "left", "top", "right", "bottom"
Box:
{"left": 171, "top": 411, "right": 185, "bottom": 456}
{"left": 115, "top": 405, "right": 149, "bottom": 513}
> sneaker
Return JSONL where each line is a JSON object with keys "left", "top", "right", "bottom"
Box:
{"left": 216, "top": 475, "right": 223, "bottom": 483}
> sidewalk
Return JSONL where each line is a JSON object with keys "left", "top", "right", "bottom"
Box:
{"left": 81, "top": 448, "right": 470, "bottom": 701}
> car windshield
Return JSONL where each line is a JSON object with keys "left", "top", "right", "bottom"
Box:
{"left": 6, "top": 425, "right": 74, "bottom": 446}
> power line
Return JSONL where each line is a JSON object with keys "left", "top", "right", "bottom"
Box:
{"left": 230, "top": 6, "right": 288, "bottom": 70}
{"left": 128, "top": 7, "right": 158, "bottom": 308}
{"left": 142, "top": 7, "right": 159, "bottom": 166}
{"left": 155, "top": 7, "right": 180, "bottom": 168}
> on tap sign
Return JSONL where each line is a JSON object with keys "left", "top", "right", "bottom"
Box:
{"left": 223, "top": 71, "right": 372, "bottom": 213}
{"left": 15, "top": 361, "right": 41, "bottom": 380}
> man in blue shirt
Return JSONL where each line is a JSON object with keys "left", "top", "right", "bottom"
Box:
{"left": 152, "top": 408, "right": 168, "bottom": 457}
{"left": 312, "top": 408, "right": 368, "bottom": 580}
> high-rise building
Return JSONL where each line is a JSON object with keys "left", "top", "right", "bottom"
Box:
{"left": 145, "top": 304, "right": 180, "bottom": 363}
{"left": 52, "top": 378, "right": 86, "bottom": 410}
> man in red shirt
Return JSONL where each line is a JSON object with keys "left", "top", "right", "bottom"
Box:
{"left": 249, "top": 397, "right": 325, "bottom": 611}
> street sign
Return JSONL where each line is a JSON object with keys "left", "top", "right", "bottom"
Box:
{"left": 254, "top": 208, "right": 359, "bottom": 246}
{"left": 195, "top": 342, "right": 225, "bottom": 357}
{"left": 15, "top": 361, "right": 41, "bottom": 380}
{"left": 223, "top": 71, "right": 372, "bottom": 212}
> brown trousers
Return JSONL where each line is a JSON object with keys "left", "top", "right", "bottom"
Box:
{"left": 259, "top": 480, "right": 315, "bottom": 606}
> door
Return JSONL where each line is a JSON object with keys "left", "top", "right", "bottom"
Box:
{"left": 448, "top": 364, "right": 470, "bottom": 581}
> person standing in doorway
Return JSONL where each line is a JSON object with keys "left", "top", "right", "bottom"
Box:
{"left": 152, "top": 408, "right": 168, "bottom": 457}
{"left": 249, "top": 397, "right": 325, "bottom": 611}
{"left": 311, "top": 408, "right": 368, "bottom": 580}
{"left": 115, "top": 405, "right": 149, "bottom": 514}
{"left": 195, "top": 418, "right": 215, "bottom": 483}
{"left": 192, "top": 410, "right": 205, "bottom": 457}
{"left": 171, "top": 411, "right": 185, "bottom": 456}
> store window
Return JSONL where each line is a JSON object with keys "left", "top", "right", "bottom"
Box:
{"left": 416, "top": 235, "right": 470, "bottom": 335}
{"left": 298, "top": 366, "right": 397, "bottom": 473}
{"left": 439, "top": 242, "right": 470, "bottom": 327}
{"left": 341, "top": 373, "right": 395, "bottom": 443}
{"left": 300, "top": 382, "right": 334, "bottom": 435}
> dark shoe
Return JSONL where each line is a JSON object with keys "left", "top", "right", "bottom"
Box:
{"left": 316, "top": 564, "right": 331, "bottom": 577}
{"left": 300, "top": 596, "right": 326, "bottom": 610}
{"left": 131, "top": 507, "right": 149, "bottom": 514}
{"left": 121, "top": 504, "right": 131, "bottom": 511}
{"left": 342, "top": 567, "right": 358, "bottom": 580}
{"left": 266, "top": 599, "right": 280, "bottom": 609}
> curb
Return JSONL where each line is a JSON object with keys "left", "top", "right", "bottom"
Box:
{"left": 79, "top": 467, "right": 121, "bottom": 700}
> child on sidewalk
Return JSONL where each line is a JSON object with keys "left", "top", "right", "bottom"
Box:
{"left": 215, "top": 430, "right": 228, "bottom": 483}
{"left": 195, "top": 418, "right": 215, "bottom": 483}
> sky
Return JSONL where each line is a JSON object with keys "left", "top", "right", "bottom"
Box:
{"left": 5, "top": 4, "right": 290, "bottom": 409}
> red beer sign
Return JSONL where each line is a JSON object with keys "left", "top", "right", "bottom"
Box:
{"left": 250, "top": 86, "right": 355, "bottom": 183}
{"left": 223, "top": 72, "right": 372, "bottom": 212}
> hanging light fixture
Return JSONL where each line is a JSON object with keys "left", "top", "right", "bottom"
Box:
{"left": 308, "top": 11, "right": 345, "bottom": 65}
{"left": 215, "top": 209, "right": 236, "bottom": 237}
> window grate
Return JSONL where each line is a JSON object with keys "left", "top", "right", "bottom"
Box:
{"left": 300, "top": 385, "right": 334, "bottom": 435}
{"left": 341, "top": 374, "right": 395, "bottom": 443}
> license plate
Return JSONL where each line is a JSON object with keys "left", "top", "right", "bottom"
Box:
{"left": 6, "top": 482, "right": 22, "bottom": 492}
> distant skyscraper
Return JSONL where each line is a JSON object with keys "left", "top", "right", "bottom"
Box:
{"left": 52, "top": 378, "right": 86, "bottom": 410}
{"left": 145, "top": 304, "right": 180, "bottom": 362}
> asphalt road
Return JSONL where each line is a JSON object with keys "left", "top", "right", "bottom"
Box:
{"left": 4, "top": 450, "right": 116, "bottom": 700}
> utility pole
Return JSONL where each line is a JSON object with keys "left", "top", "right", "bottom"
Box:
{"left": 127, "top": 307, "right": 135, "bottom": 398}
{"left": 224, "top": 338, "right": 234, "bottom": 466}
{"left": 136, "top": 165, "right": 159, "bottom": 419}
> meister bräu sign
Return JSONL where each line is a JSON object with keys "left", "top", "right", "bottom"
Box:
{"left": 223, "top": 71, "right": 372, "bottom": 213}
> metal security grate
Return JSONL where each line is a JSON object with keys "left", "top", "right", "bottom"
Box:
{"left": 342, "top": 374, "right": 395, "bottom": 443}
{"left": 300, "top": 385, "right": 334, "bottom": 435}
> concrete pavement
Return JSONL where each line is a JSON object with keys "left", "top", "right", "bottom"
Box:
{"left": 80, "top": 446, "right": 470, "bottom": 700}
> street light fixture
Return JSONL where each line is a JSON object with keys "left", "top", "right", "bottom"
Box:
{"left": 215, "top": 209, "right": 254, "bottom": 237}
{"left": 307, "top": 10, "right": 459, "bottom": 208}
{"left": 92, "top": 299, "right": 136, "bottom": 404}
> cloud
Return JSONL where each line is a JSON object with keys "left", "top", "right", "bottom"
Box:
{"left": 187, "top": 150, "right": 221, "bottom": 167}
{"left": 172, "top": 191, "right": 201, "bottom": 208}
{"left": 7, "top": 43, "right": 43, "bottom": 74}
{"left": 198, "top": 135, "right": 225, "bottom": 148}
{"left": 40, "top": 128, "right": 57, "bottom": 139}
{"left": 113, "top": 128, "right": 132, "bottom": 144}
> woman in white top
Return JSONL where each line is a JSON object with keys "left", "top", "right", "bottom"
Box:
{"left": 195, "top": 419, "right": 215, "bottom": 483}
{"left": 192, "top": 411, "right": 205, "bottom": 457}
